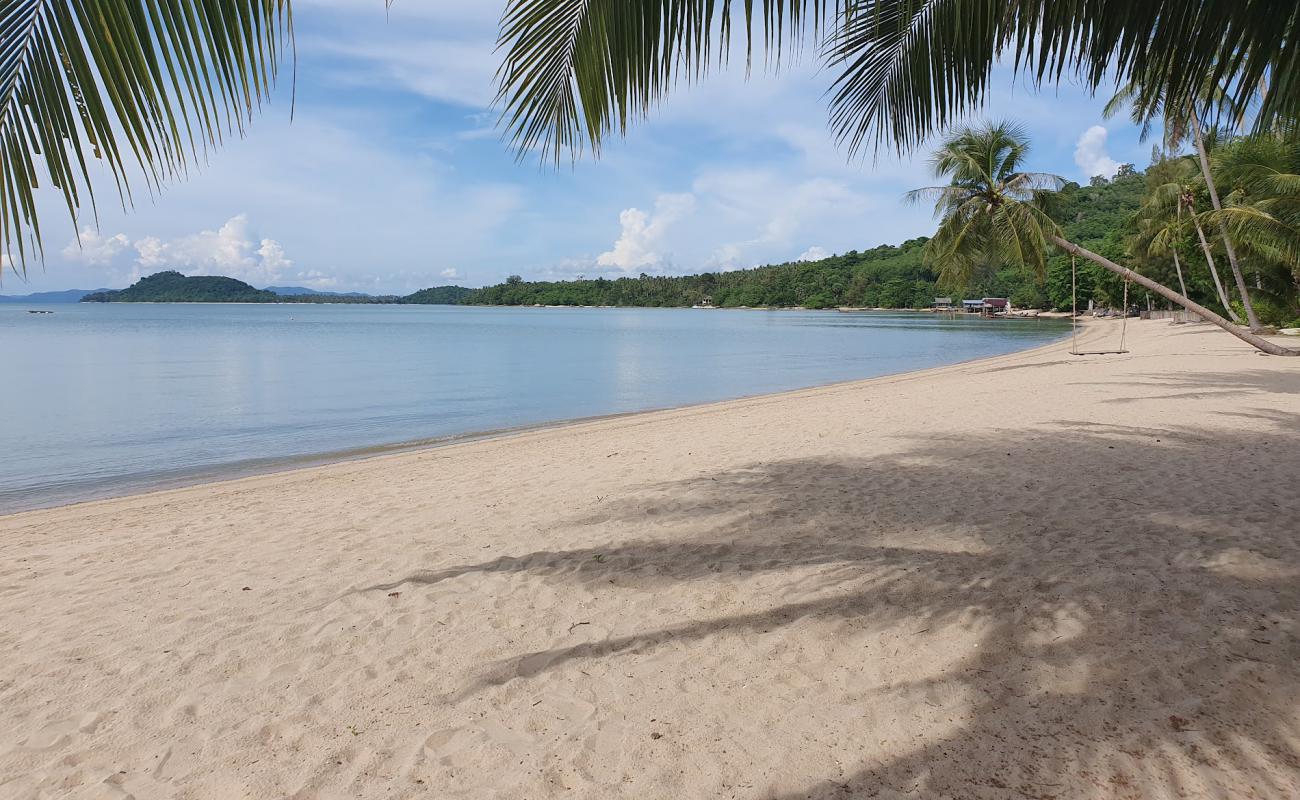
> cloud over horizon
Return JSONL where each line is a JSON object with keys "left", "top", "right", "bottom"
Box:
{"left": 1074, "top": 125, "right": 1123, "bottom": 180}
{"left": 57, "top": 214, "right": 344, "bottom": 291}
{"left": 596, "top": 193, "right": 696, "bottom": 272}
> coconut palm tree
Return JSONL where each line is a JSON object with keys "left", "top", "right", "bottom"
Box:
{"left": 908, "top": 121, "right": 1295, "bottom": 355}
{"left": 0, "top": 0, "right": 292, "bottom": 274}
{"left": 1130, "top": 170, "right": 1190, "bottom": 301}
{"left": 1104, "top": 80, "right": 1263, "bottom": 329}
{"left": 1181, "top": 183, "right": 1238, "bottom": 317}
{"left": 1207, "top": 131, "right": 1300, "bottom": 311}
{"left": 1125, "top": 151, "right": 1236, "bottom": 317}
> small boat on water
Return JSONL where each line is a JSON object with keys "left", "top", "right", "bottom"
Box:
{"left": 26, "top": 309, "right": 54, "bottom": 314}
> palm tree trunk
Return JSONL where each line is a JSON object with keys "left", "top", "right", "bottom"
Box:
{"left": 1171, "top": 205, "right": 1189, "bottom": 300}
{"left": 1049, "top": 235, "right": 1296, "bottom": 356}
{"left": 1171, "top": 250, "right": 1188, "bottom": 313}
{"left": 1189, "top": 110, "right": 1263, "bottom": 330}
{"left": 1190, "top": 211, "right": 1239, "bottom": 320}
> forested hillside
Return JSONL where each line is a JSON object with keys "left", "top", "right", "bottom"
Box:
{"left": 464, "top": 168, "right": 1155, "bottom": 310}
{"left": 83, "top": 272, "right": 277, "bottom": 303}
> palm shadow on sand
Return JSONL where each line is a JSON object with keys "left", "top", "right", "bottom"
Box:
{"left": 369, "top": 405, "right": 1300, "bottom": 798}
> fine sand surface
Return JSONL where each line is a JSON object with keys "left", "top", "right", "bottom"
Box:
{"left": 2, "top": 319, "right": 1298, "bottom": 799}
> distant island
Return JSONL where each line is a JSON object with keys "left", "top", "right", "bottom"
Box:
{"left": 0, "top": 288, "right": 109, "bottom": 303}
{"left": 81, "top": 272, "right": 472, "bottom": 305}
{"left": 76, "top": 171, "right": 1141, "bottom": 310}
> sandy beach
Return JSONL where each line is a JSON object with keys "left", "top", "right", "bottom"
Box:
{"left": 2, "top": 318, "right": 1297, "bottom": 799}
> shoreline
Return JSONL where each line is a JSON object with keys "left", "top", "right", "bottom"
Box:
{"left": 4, "top": 318, "right": 1297, "bottom": 799}
{"left": 5, "top": 323, "right": 1072, "bottom": 519}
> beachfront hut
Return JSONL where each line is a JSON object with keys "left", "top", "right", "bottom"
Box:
{"left": 982, "top": 298, "right": 1009, "bottom": 314}
{"left": 962, "top": 299, "right": 984, "bottom": 313}
{"left": 931, "top": 297, "right": 955, "bottom": 310}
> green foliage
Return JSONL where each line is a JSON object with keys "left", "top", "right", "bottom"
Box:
{"left": 462, "top": 240, "right": 937, "bottom": 309}
{"left": 82, "top": 272, "right": 277, "bottom": 303}
{"left": 908, "top": 121, "right": 1065, "bottom": 287}
{"left": 405, "top": 285, "right": 474, "bottom": 304}
{"left": 1205, "top": 128, "right": 1300, "bottom": 323}
{"left": 1043, "top": 168, "right": 1152, "bottom": 309}
{"left": 461, "top": 165, "right": 1174, "bottom": 312}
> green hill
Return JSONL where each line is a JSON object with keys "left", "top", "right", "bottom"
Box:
{"left": 82, "top": 272, "right": 277, "bottom": 303}
{"left": 405, "top": 285, "right": 474, "bottom": 304}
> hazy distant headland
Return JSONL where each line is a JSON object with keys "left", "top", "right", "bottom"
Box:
{"left": 75, "top": 170, "right": 1145, "bottom": 310}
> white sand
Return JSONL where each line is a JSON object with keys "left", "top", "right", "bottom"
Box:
{"left": 2, "top": 319, "right": 1298, "bottom": 799}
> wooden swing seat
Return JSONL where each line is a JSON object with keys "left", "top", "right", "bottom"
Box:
{"left": 1070, "top": 254, "right": 1131, "bottom": 356}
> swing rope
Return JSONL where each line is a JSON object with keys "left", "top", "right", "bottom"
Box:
{"left": 1119, "top": 277, "right": 1129, "bottom": 352}
{"left": 1071, "top": 253, "right": 1078, "bottom": 354}
{"left": 1071, "top": 253, "right": 1131, "bottom": 356}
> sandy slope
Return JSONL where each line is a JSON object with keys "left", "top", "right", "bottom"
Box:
{"left": 1, "top": 319, "right": 1298, "bottom": 799}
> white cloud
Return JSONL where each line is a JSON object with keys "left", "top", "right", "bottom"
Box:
{"left": 440, "top": 267, "right": 464, "bottom": 281}
{"left": 257, "top": 239, "right": 293, "bottom": 273}
{"left": 596, "top": 193, "right": 696, "bottom": 271}
{"left": 798, "top": 246, "right": 829, "bottom": 262}
{"left": 62, "top": 227, "right": 130, "bottom": 266}
{"left": 1074, "top": 125, "right": 1122, "bottom": 180}
{"left": 691, "top": 170, "right": 874, "bottom": 267}
{"left": 134, "top": 214, "right": 293, "bottom": 285}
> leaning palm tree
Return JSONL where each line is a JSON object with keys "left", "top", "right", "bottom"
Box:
{"left": 908, "top": 121, "right": 1295, "bottom": 355}
{"left": 0, "top": 0, "right": 292, "bottom": 274}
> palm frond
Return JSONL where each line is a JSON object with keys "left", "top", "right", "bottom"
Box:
{"left": 1207, "top": 205, "right": 1300, "bottom": 266}
{"left": 495, "top": 0, "right": 834, "bottom": 164}
{"left": 825, "top": 0, "right": 1003, "bottom": 155}
{"left": 0, "top": 0, "right": 291, "bottom": 275}
{"left": 497, "top": 0, "right": 1300, "bottom": 161}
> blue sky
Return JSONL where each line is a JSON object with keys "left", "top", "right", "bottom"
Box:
{"left": 10, "top": 1, "right": 1154, "bottom": 294}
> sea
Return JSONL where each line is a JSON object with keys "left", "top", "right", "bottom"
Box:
{"left": 1, "top": 303, "right": 1068, "bottom": 513}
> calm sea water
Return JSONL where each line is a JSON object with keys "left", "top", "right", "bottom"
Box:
{"left": 1, "top": 303, "right": 1067, "bottom": 512}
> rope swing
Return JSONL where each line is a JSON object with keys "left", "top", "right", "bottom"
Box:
{"left": 1071, "top": 253, "right": 1131, "bottom": 356}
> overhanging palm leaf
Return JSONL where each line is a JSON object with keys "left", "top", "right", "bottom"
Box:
{"left": 495, "top": 0, "right": 833, "bottom": 163}
{"left": 0, "top": 0, "right": 291, "bottom": 275}
{"left": 496, "top": 0, "right": 1300, "bottom": 161}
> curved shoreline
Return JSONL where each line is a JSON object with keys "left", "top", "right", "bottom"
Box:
{"left": 6, "top": 324, "right": 1073, "bottom": 518}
